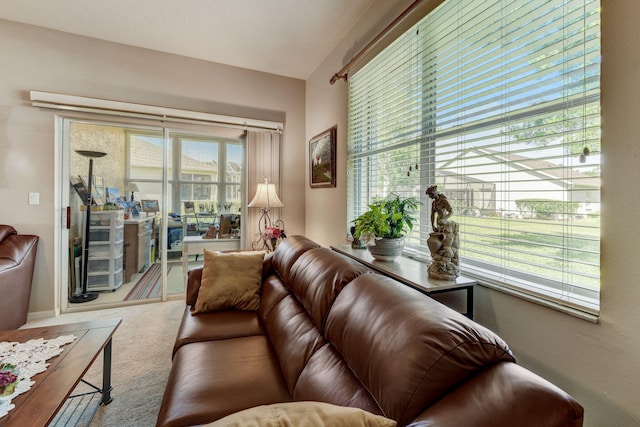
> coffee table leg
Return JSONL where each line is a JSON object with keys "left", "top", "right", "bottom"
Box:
{"left": 101, "top": 338, "right": 114, "bottom": 405}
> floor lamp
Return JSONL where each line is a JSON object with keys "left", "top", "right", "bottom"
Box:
{"left": 70, "top": 149, "right": 106, "bottom": 303}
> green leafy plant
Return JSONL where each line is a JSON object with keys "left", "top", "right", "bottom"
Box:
{"left": 353, "top": 193, "right": 420, "bottom": 241}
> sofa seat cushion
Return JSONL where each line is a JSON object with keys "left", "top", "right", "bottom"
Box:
{"left": 157, "top": 336, "right": 292, "bottom": 427}
{"left": 206, "top": 401, "right": 397, "bottom": 427}
{"left": 173, "top": 307, "right": 265, "bottom": 356}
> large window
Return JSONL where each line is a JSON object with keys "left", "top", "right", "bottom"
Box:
{"left": 128, "top": 132, "right": 244, "bottom": 215}
{"left": 347, "top": 0, "right": 601, "bottom": 314}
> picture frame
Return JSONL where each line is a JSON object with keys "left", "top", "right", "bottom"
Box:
{"left": 78, "top": 175, "right": 105, "bottom": 205}
{"left": 309, "top": 125, "right": 337, "bottom": 188}
{"left": 141, "top": 199, "right": 159, "bottom": 212}
{"left": 105, "top": 187, "right": 121, "bottom": 204}
{"left": 70, "top": 177, "right": 91, "bottom": 206}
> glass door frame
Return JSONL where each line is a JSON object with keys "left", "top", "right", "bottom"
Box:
{"left": 57, "top": 116, "right": 168, "bottom": 313}
{"left": 56, "top": 116, "right": 248, "bottom": 314}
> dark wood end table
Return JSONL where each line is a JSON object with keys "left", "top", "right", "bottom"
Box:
{"left": 331, "top": 245, "right": 476, "bottom": 319}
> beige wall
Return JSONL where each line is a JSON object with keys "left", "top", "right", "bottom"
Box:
{"left": 0, "top": 19, "right": 306, "bottom": 315}
{"left": 306, "top": 0, "right": 640, "bottom": 425}
{"left": 3, "top": 0, "right": 639, "bottom": 424}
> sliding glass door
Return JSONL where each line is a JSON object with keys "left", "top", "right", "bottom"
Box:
{"left": 61, "top": 118, "right": 245, "bottom": 312}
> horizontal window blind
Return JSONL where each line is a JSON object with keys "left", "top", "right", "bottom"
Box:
{"left": 347, "top": 0, "right": 601, "bottom": 314}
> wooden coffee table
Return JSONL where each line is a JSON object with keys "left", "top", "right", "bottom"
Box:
{"left": 0, "top": 318, "right": 121, "bottom": 427}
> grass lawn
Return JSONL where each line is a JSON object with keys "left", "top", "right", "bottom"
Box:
{"left": 456, "top": 215, "right": 600, "bottom": 289}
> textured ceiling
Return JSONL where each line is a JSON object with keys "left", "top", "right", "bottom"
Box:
{"left": 0, "top": 0, "right": 375, "bottom": 80}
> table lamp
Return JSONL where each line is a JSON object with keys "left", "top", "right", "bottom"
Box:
{"left": 248, "top": 177, "right": 284, "bottom": 251}
{"left": 126, "top": 182, "right": 140, "bottom": 202}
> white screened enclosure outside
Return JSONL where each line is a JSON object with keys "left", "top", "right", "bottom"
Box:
{"left": 347, "top": 0, "right": 601, "bottom": 315}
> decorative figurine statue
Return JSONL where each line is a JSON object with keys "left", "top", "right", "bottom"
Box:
{"left": 425, "top": 185, "right": 460, "bottom": 280}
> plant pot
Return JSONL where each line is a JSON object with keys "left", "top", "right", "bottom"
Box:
{"left": 367, "top": 237, "right": 405, "bottom": 261}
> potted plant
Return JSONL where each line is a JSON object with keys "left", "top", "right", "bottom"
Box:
{"left": 352, "top": 193, "right": 420, "bottom": 261}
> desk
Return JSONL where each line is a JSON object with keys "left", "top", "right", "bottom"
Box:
{"left": 331, "top": 245, "right": 476, "bottom": 319}
{"left": 0, "top": 318, "right": 121, "bottom": 427}
{"left": 182, "top": 236, "right": 241, "bottom": 286}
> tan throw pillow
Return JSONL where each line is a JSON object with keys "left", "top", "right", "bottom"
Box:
{"left": 192, "top": 249, "right": 265, "bottom": 314}
{"left": 205, "top": 401, "right": 397, "bottom": 427}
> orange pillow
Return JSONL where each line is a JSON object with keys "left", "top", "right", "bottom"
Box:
{"left": 192, "top": 249, "right": 265, "bottom": 313}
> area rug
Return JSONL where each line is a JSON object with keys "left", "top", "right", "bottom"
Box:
{"left": 124, "top": 263, "right": 166, "bottom": 301}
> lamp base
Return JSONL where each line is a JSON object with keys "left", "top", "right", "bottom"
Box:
{"left": 69, "top": 292, "right": 99, "bottom": 304}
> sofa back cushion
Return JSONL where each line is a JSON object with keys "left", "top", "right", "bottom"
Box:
{"left": 262, "top": 290, "right": 326, "bottom": 395}
{"left": 288, "top": 248, "right": 369, "bottom": 333}
{"left": 270, "top": 235, "right": 320, "bottom": 286}
{"left": 323, "top": 273, "right": 515, "bottom": 426}
{"left": 261, "top": 246, "right": 367, "bottom": 395}
{"left": 293, "top": 343, "right": 384, "bottom": 417}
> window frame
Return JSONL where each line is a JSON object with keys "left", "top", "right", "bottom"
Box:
{"left": 126, "top": 131, "right": 244, "bottom": 216}
{"left": 347, "top": 0, "right": 601, "bottom": 317}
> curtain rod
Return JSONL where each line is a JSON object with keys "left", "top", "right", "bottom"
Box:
{"left": 330, "top": 0, "right": 443, "bottom": 85}
{"left": 30, "top": 90, "right": 284, "bottom": 132}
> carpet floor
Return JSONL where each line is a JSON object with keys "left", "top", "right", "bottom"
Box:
{"left": 22, "top": 300, "right": 185, "bottom": 427}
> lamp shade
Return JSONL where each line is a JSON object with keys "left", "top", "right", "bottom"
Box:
{"left": 126, "top": 182, "right": 140, "bottom": 193}
{"left": 248, "top": 181, "right": 284, "bottom": 209}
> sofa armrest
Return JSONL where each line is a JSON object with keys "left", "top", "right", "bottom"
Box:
{"left": 408, "top": 362, "right": 583, "bottom": 427}
{"left": 186, "top": 267, "right": 204, "bottom": 306}
{"left": 0, "top": 230, "right": 39, "bottom": 330}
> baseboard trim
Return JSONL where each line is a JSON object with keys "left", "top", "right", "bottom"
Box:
{"left": 26, "top": 309, "right": 59, "bottom": 323}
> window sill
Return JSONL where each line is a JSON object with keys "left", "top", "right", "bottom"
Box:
{"left": 471, "top": 276, "right": 600, "bottom": 324}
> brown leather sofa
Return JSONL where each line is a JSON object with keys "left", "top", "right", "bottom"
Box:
{"left": 157, "top": 235, "right": 583, "bottom": 427}
{"left": 0, "top": 225, "right": 39, "bottom": 331}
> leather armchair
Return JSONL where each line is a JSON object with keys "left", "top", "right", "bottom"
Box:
{"left": 0, "top": 225, "right": 39, "bottom": 330}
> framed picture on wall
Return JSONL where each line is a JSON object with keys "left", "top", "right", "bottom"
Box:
{"left": 309, "top": 125, "right": 337, "bottom": 188}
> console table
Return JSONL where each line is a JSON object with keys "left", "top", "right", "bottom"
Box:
{"left": 0, "top": 318, "right": 121, "bottom": 426}
{"left": 331, "top": 245, "right": 476, "bottom": 319}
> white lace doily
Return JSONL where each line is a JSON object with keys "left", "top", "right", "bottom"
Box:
{"left": 0, "top": 335, "right": 77, "bottom": 418}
